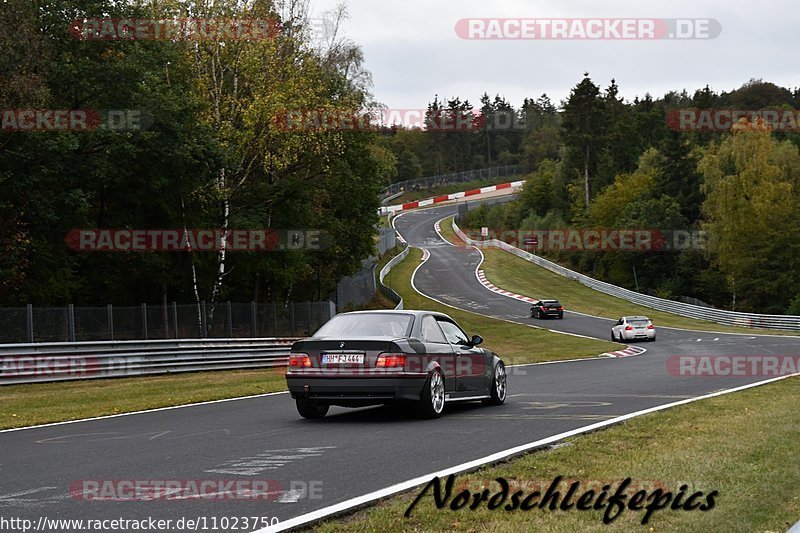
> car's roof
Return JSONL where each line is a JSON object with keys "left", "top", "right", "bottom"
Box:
{"left": 535, "top": 299, "right": 560, "bottom": 302}
{"left": 622, "top": 316, "right": 651, "bottom": 320}
{"left": 338, "top": 309, "right": 450, "bottom": 318}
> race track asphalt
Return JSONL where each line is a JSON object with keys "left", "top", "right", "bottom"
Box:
{"left": 1, "top": 200, "right": 798, "bottom": 532}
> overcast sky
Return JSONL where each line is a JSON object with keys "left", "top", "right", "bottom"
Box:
{"left": 306, "top": 0, "right": 799, "bottom": 110}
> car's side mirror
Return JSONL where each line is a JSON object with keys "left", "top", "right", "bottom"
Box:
{"left": 471, "top": 335, "right": 483, "bottom": 346}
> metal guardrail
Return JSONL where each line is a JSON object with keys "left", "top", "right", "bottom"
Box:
{"left": 381, "top": 164, "right": 532, "bottom": 198}
{"left": 452, "top": 219, "right": 800, "bottom": 331}
{"left": 378, "top": 245, "right": 410, "bottom": 310}
{"left": 0, "top": 338, "right": 299, "bottom": 385}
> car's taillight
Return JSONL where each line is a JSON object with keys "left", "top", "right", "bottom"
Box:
{"left": 376, "top": 353, "right": 406, "bottom": 368}
{"left": 625, "top": 325, "right": 633, "bottom": 331}
{"left": 647, "top": 324, "right": 655, "bottom": 329}
{"left": 540, "top": 306, "right": 547, "bottom": 311}
{"left": 289, "top": 354, "right": 311, "bottom": 368}
{"left": 557, "top": 306, "right": 564, "bottom": 311}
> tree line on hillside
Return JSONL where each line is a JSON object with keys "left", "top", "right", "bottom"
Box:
{"left": 453, "top": 76, "right": 800, "bottom": 314}
{"left": 0, "top": 0, "right": 388, "bottom": 315}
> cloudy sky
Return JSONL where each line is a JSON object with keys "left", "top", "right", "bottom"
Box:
{"left": 306, "top": 0, "right": 799, "bottom": 109}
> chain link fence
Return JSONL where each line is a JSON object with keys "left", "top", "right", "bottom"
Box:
{"left": 377, "top": 227, "right": 397, "bottom": 256}
{"left": 381, "top": 164, "right": 533, "bottom": 198}
{"left": 337, "top": 259, "right": 377, "bottom": 310}
{"left": 0, "top": 301, "right": 336, "bottom": 343}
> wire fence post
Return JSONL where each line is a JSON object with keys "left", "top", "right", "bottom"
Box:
{"left": 290, "top": 304, "right": 295, "bottom": 337}
{"left": 201, "top": 301, "right": 207, "bottom": 338}
{"left": 67, "top": 304, "right": 76, "bottom": 342}
{"left": 272, "top": 302, "right": 278, "bottom": 337}
{"left": 250, "top": 301, "right": 257, "bottom": 337}
{"left": 172, "top": 301, "right": 179, "bottom": 339}
{"left": 226, "top": 301, "right": 233, "bottom": 338}
{"left": 107, "top": 304, "right": 114, "bottom": 340}
{"left": 141, "top": 303, "right": 148, "bottom": 340}
{"left": 26, "top": 304, "right": 33, "bottom": 343}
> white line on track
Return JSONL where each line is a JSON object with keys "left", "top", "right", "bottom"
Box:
{"left": 0, "top": 391, "right": 289, "bottom": 434}
{"left": 257, "top": 372, "right": 800, "bottom": 532}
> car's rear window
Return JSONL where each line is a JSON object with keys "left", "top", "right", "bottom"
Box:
{"left": 629, "top": 319, "right": 650, "bottom": 326}
{"left": 313, "top": 313, "right": 413, "bottom": 338}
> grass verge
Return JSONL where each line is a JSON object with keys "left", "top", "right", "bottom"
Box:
{"left": 440, "top": 216, "right": 798, "bottom": 336}
{"left": 316, "top": 375, "right": 800, "bottom": 532}
{"left": 0, "top": 369, "right": 287, "bottom": 430}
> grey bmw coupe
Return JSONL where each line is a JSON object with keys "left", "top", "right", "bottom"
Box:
{"left": 285, "top": 310, "right": 507, "bottom": 419}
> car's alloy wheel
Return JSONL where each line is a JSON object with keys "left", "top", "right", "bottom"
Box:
{"left": 418, "top": 369, "right": 445, "bottom": 418}
{"left": 296, "top": 399, "right": 329, "bottom": 419}
{"left": 484, "top": 362, "right": 507, "bottom": 405}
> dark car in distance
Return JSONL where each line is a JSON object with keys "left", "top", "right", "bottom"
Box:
{"left": 530, "top": 299, "right": 564, "bottom": 319}
{"left": 285, "top": 310, "right": 507, "bottom": 419}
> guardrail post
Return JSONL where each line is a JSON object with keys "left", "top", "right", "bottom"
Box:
{"left": 172, "top": 302, "right": 179, "bottom": 339}
{"left": 67, "top": 304, "right": 76, "bottom": 342}
{"left": 141, "top": 303, "right": 148, "bottom": 340}
{"left": 227, "top": 301, "right": 233, "bottom": 338}
{"left": 107, "top": 304, "right": 114, "bottom": 340}
{"left": 26, "top": 304, "right": 33, "bottom": 343}
{"left": 250, "top": 301, "right": 257, "bottom": 337}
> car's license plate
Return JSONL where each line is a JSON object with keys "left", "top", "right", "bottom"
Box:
{"left": 322, "top": 354, "right": 364, "bottom": 364}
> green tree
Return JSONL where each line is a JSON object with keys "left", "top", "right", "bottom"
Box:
{"left": 699, "top": 120, "right": 800, "bottom": 312}
{"left": 655, "top": 131, "right": 704, "bottom": 221}
{"left": 562, "top": 73, "right": 606, "bottom": 210}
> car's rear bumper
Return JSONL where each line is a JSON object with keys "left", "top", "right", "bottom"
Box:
{"left": 286, "top": 374, "right": 427, "bottom": 405}
{"left": 621, "top": 330, "right": 656, "bottom": 340}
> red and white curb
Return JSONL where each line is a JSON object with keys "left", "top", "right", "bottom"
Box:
{"left": 475, "top": 270, "right": 645, "bottom": 359}
{"left": 477, "top": 269, "right": 538, "bottom": 304}
{"left": 601, "top": 345, "right": 647, "bottom": 358}
{"left": 380, "top": 180, "right": 524, "bottom": 215}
